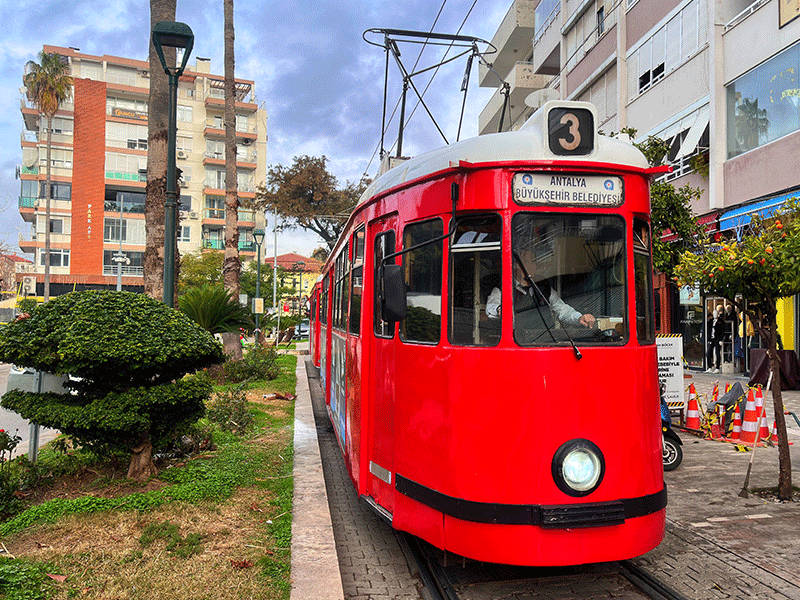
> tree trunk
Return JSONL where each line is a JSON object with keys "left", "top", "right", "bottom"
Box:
{"left": 223, "top": 0, "right": 242, "bottom": 359}
{"left": 43, "top": 117, "right": 53, "bottom": 302}
{"left": 127, "top": 432, "right": 158, "bottom": 481}
{"left": 765, "top": 313, "right": 793, "bottom": 500}
{"left": 145, "top": 0, "right": 177, "bottom": 301}
{"left": 221, "top": 331, "right": 242, "bottom": 359}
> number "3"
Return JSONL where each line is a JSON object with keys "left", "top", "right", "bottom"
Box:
{"left": 558, "top": 112, "right": 581, "bottom": 151}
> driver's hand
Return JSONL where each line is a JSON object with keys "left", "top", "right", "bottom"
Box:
{"left": 579, "top": 314, "right": 596, "bottom": 328}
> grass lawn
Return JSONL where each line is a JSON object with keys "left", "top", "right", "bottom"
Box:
{"left": 0, "top": 354, "right": 297, "bottom": 600}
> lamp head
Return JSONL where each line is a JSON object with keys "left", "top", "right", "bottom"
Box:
{"left": 253, "top": 229, "right": 265, "bottom": 246}
{"left": 152, "top": 21, "right": 194, "bottom": 76}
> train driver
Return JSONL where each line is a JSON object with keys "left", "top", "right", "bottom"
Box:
{"left": 485, "top": 248, "right": 595, "bottom": 329}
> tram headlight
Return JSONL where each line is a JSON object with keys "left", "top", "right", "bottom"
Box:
{"left": 551, "top": 439, "right": 605, "bottom": 497}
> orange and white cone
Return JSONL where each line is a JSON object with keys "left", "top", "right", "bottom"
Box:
{"left": 756, "top": 387, "right": 771, "bottom": 441}
{"left": 685, "top": 383, "right": 701, "bottom": 430}
{"left": 729, "top": 401, "right": 742, "bottom": 441}
{"left": 771, "top": 421, "right": 779, "bottom": 444}
{"left": 740, "top": 389, "right": 759, "bottom": 444}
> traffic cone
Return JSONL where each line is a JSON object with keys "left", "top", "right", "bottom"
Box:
{"left": 729, "top": 401, "right": 742, "bottom": 441}
{"left": 771, "top": 421, "right": 779, "bottom": 444}
{"left": 755, "top": 387, "right": 771, "bottom": 441}
{"left": 685, "top": 384, "right": 701, "bottom": 430}
{"left": 740, "top": 389, "right": 759, "bottom": 444}
{"left": 712, "top": 382, "right": 719, "bottom": 403}
{"left": 724, "top": 382, "right": 732, "bottom": 395}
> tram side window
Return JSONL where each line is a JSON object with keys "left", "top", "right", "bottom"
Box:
{"left": 349, "top": 229, "right": 365, "bottom": 335}
{"left": 320, "top": 278, "right": 328, "bottom": 325}
{"left": 400, "top": 219, "right": 442, "bottom": 344}
{"left": 633, "top": 218, "right": 655, "bottom": 344}
{"left": 374, "top": 230, "right": 396, "bottom": 338}
{"left": 333, "top": 245, "right": 350, "bottom": 331}
{"left": 449, "top": 214, "right": 502, "bottom": 346}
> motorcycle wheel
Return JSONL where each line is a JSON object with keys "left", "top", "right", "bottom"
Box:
{"left": 663, "top": 437, "right": 683, "bottom": 471}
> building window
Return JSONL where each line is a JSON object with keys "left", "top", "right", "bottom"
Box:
{"left": 104, "top": 218, "right": 127, "bottom": 243}
{"left": 103, "top": 250, "right": 143, "bottom": 276}
{"left": 39, "top": 249, "right": 69, "bottom": 267}
{"left": 628, "top": 0, "right": 707, "bottom": 98}
{"left": 39, "top": 181, "right": 71, "bottom": 201}
{"left": 597, "top": 6, "right": 605, "bottom": 36}
{"left": 50, "top": 219, "right": 63, "bottom": 234}
{"left": 177, "top": 105, "right": 193, "bottom": 122}
{"left": 727, "top": 40, "right": 800, "bottom": 158}
{"left": 179, "top": 226, "right": 191, "bottom": 243}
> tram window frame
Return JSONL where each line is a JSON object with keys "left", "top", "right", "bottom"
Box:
{"left": 400, "top": 218, "right": 443, "bottom": 345}
{"left": 335, "top": 244, "right": 350, "bottom": 331}
{"left": 633, "top": 218, "right": 656, "bottom": 344}
{"left": 321, "top": 277, "right": 328, "bottom": 325}
{"left": 374, "top": 229, "right": 396, "bottom": 338}
{"left": 510, "top": 213, "right": 627, "bottom": 347}
{"left": 349, "top": 228, "right": 365, "bottom": 335}
{"left": 448, "top": 214, "right": 502, "bottom": 347}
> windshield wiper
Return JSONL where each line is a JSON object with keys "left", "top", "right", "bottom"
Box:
{"left": 512, "top": 250, "right": 582, "bottom": 360}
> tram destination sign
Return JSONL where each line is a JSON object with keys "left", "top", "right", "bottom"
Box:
{"left": 512, "top": 173, "right": 623, "bottom": 207}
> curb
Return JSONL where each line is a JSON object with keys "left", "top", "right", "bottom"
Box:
{"left": 290, "top": 353, "right": 344, "bottom": 600}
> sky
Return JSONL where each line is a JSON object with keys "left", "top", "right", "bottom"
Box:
{"left": 0, "top": 0, "right": 510, "bottom": 258}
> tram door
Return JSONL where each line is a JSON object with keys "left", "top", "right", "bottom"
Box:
{"left": 366, "top": 217, "right": 398, "bottom": 511}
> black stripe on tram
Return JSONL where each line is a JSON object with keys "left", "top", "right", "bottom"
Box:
{"left": 394, "top": 474, "right": 667, "bottom": 529}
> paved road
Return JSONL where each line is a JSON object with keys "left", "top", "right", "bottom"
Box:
{"left": 0, "top": 365, "right": 60, "bottom": 459}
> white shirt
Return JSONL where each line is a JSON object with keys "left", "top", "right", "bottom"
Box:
{"left": 486, "top": 283, "right": 583, "bottom": 326}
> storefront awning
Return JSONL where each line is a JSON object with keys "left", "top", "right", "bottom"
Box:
{"left": 660, "top": 211, "right": 718, "bottom": 242}
{"left": 719, "top": 191, "right": 800, "bottom": 231}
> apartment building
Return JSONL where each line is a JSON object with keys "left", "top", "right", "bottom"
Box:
{"left": 479, "top": 0, "right": 800, "bottom": 369}
{"left": 18, "top": 45, "right": 267, "bottom": 296}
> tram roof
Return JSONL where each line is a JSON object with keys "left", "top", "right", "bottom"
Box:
{"left": 359, "top": 103, "right": 650, "bottom": 208}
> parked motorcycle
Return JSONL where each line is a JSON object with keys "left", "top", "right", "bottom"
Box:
{"left": 660, "top": 385, "right": 683, "bottom": 471}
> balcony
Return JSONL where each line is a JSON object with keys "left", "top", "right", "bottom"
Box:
{"left": 203, "top": 239, "right": 223, "bottom": 250}
{"left": 532, "top": 0, "right": 561, "bottom": 76}
{"left": 18, "top": 196, "right": 36, "bottom": 209}
{"left": 479, "top": 62, "right": 551, "bottom": 134}
{"left": 478, "top": 0, "right": 537, "bottom": 87}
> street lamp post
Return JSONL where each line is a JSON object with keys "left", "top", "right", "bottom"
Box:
{"left": 114, "top": 194, "right": 127, "bottom": 291}
{"left": 253, "top": 228, "right": 265, "bottom": 345}
{"left": 272, "top": 209, "right": 279, "bottom": 339}
{"left": 152, "top": 21, "right": 194, "bottom": 307}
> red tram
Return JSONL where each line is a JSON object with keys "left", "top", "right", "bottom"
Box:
{"left": 309, "top": 101, "right": 666, "bottom": 566}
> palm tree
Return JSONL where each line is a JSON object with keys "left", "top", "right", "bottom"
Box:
{"left": 222, "top": 0, "right": 243, "bottom": 359}
{"left": 178, "top": 285, "right": 253, "bottom": 334}
{"left": 23, "top": 52, "right": 73, "bottom": 302}
{"left": 146, "top": 0, "right": 178, "bottom": 302}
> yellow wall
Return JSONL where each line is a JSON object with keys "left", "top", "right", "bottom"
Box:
{"left": 776, "top": 297, "right": 795, "bottom": 351}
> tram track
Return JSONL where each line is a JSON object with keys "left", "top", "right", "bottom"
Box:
{"left": 400, "top": 531, "right": 692, "bottom": 600}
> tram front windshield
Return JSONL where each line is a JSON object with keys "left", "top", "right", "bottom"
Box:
{"left": 511, "top": 213, "right": 625, "bottom": 346}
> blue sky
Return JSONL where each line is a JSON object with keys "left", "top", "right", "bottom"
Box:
{"left": 0, "top": 0, "right": 508, "bottom": 257}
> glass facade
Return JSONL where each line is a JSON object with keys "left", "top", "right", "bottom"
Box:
{"left": 727, "top": 41, "right": 800, "bottom": 158}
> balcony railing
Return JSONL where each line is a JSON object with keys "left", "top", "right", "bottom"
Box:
{"left": 203, "top": 239, "right": 223, "bottom": 249}
{"left": 203, "top": 180, "right": 255, "bottom": 193}
{"left": 106, "top": 171, "right": 146, "bottom": 182}
{"left": 19, "top": 197, "right": 36, "bottom": 209}
{"left": 239, "top": 240, "right": 255, "bottom": 252}
{"left": 103, "top": 265, "right": 144, "bottom": 276}
{"left": 204, "top": 208, "right": 225, "bottom": 219}
{"left": 20, "top": 165, "right": 38, "bottom": 176}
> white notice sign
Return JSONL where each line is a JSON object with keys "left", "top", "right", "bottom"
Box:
{"left": 513, "top": 173, "right": 623, "bottom": 206}
{"left": 656, "top": 335, "right": 684, "bottom": 407}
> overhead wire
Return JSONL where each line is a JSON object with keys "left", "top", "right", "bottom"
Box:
{"left": 360, "top": 0, "right": 449, "bottom": 181}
